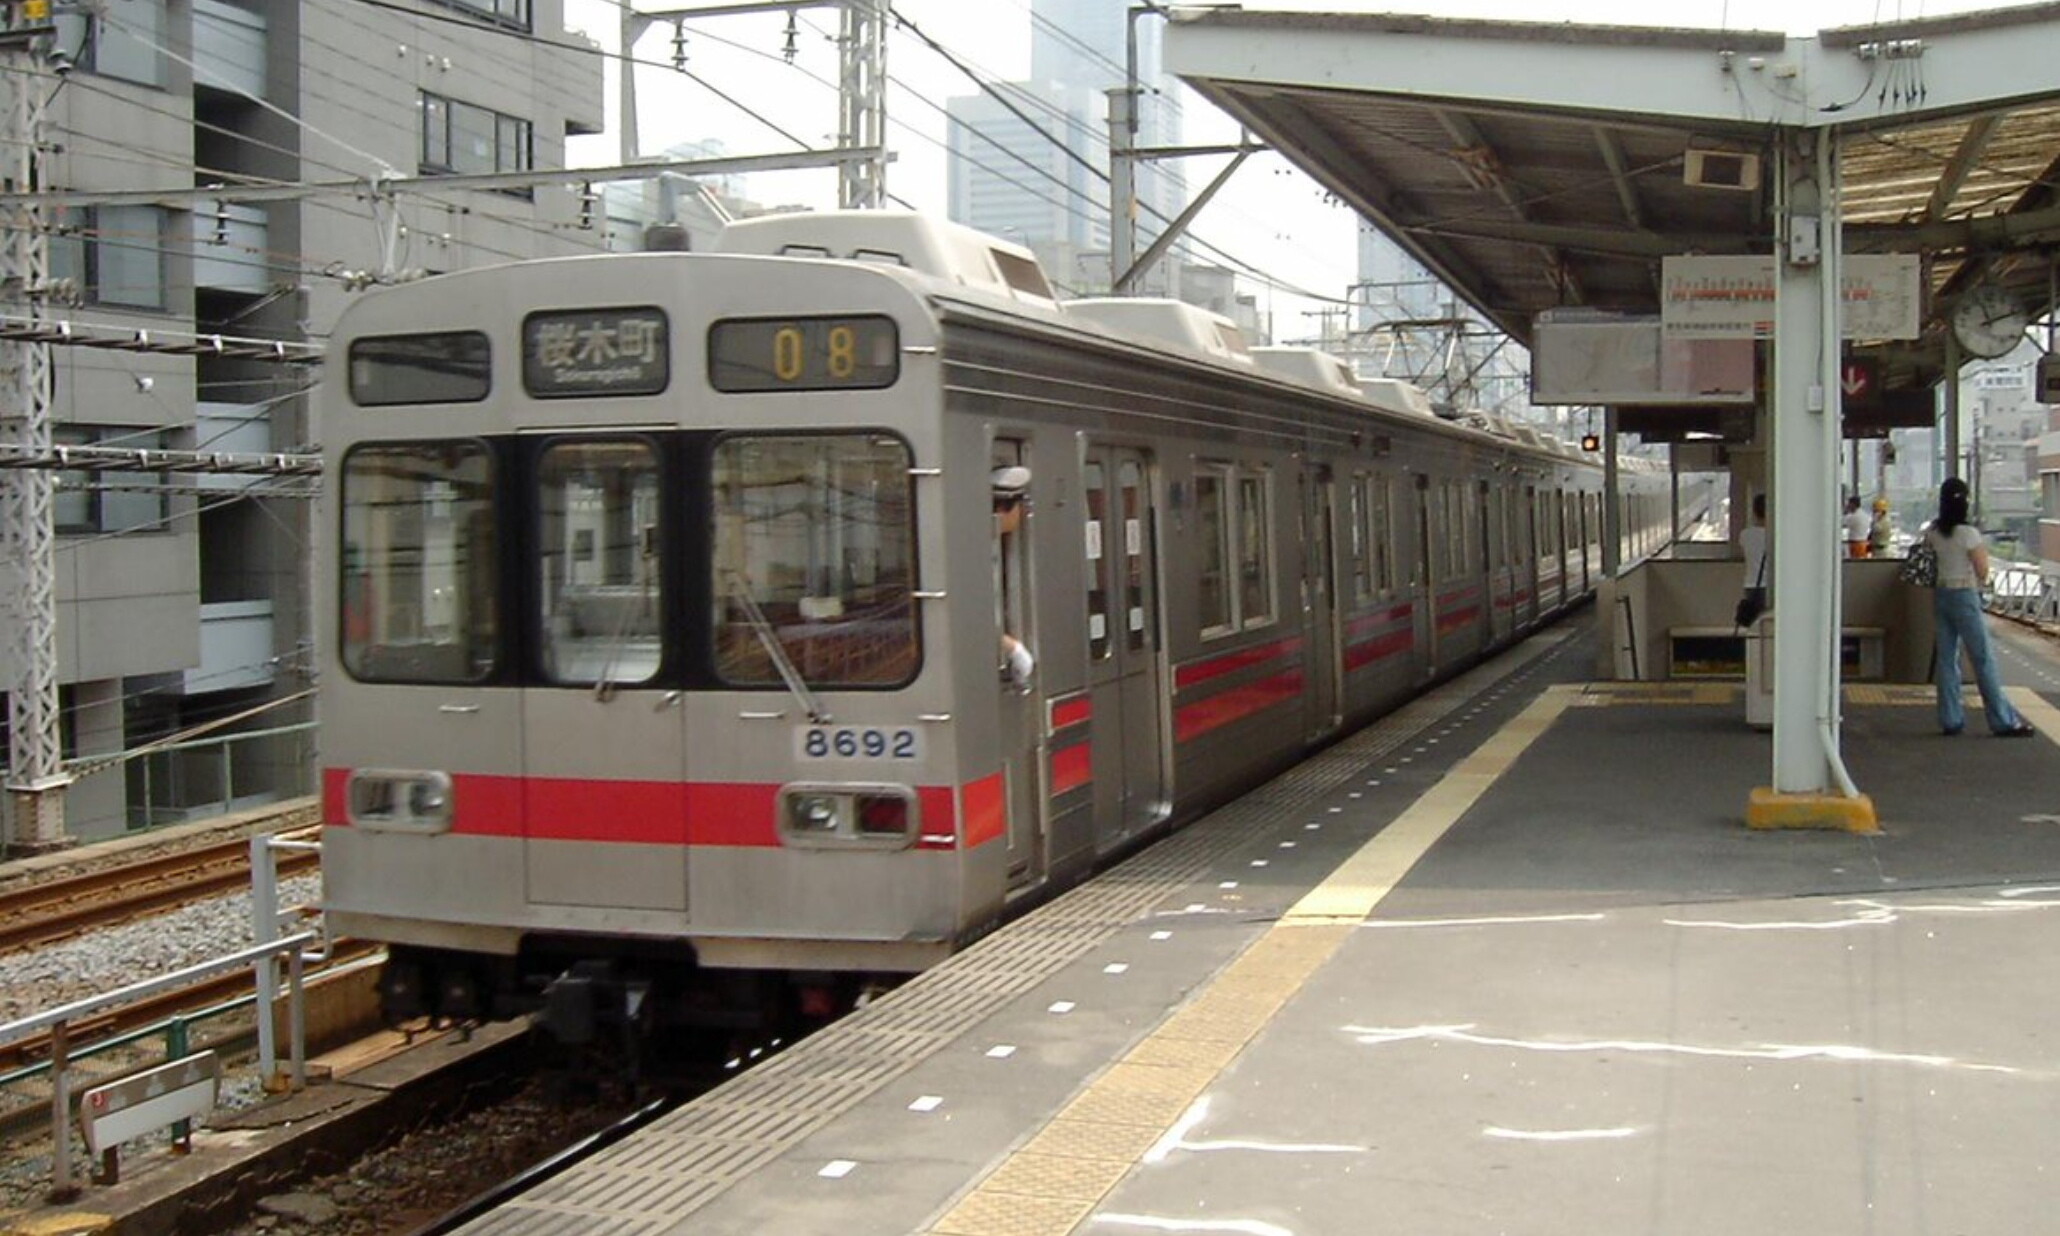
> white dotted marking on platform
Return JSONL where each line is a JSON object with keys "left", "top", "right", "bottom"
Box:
{"left": 1218, "top": 881, "right": 1239, "bottom": 890}
{"left": 1049, "top": 1001, "right": 1076, "bottom": 1014}
{"left": 986, "top": 1044, "right": 1017, "bottom": 1058}
{"left": 1150, "top": 930, "right": 1173, "bottom": 940}
{"left": 1250, "top": 859, "right": 1269, "bottom": 868}
{"left": 1104, "top": 963, "right": 1129, "bottom": 974}
{"left": 909, "top": 1095, "right": 943, "bottom": 1112}
{"left": 819, "top": 1160, "right": 857, "bottom": 1178}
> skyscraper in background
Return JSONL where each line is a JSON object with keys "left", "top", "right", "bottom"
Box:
{"left": 946, "top": 0, "right": 1187, "bottom": 297}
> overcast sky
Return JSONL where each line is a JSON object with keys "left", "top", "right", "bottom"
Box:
{"left": 565, "top": 0, "right": 2029, "bottom": 340}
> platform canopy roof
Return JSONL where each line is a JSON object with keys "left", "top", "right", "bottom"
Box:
{"left": 1164, "top": 4, "right": 2060, "bottom": 423}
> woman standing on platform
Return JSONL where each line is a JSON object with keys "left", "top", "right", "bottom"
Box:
{"left": 1927, "top": 477, "right": 2035, "bottom": 737}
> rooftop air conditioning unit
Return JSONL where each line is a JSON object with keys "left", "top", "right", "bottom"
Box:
{"left": 1684, "top": 148, "right": 1760, "bottom": 192}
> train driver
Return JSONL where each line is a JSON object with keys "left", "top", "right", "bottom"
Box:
{"left": 992, "top": 466, "right": 1035, "bottom": 690}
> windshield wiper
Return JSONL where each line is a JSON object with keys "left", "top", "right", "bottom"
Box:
{"left": 721, "top": 569, "right": 832, "bottom": 724}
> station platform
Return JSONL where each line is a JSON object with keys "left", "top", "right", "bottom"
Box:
{"left": 447, "top": 617, "right": 2060, "bottom": 1236}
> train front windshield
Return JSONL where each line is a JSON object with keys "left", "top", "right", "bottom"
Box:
{"left": 339, "top": 432, "right": 920, "bottom": 691}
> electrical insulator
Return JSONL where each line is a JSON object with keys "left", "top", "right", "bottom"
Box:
{"left": 578, "top": 182, "right": 597, "bottom": 230}
{"left": 782, "top": 11, "right": 799, "bottom": 62}
{"left": 671, "top": 20, "right": 687, "bottom": 71}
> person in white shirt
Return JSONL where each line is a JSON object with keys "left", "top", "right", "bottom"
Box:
{"left": 1926, "top": 477, "right": 2034, "bottom": 737}
{"left": 992, "top": 466, "right": 1035, "bottom": 690}
{"left": 1842, "top": 496, "right": 1870, "bottom": 559}
{"left": 1738, "top": 493, "right": 1768, "bottom": 610}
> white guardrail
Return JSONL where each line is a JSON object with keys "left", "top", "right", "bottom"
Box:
{"left": 1986, "top": 561, "right": 2059, "bottom": 624}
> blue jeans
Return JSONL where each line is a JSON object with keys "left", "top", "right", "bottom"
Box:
{"left": 1934, "top": 586, "right": 2021, "bottom": 733}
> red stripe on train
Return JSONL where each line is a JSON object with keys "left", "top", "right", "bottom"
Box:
{"left": 1344, "top": 628, "right": 1413, "bottom": 671}
{"left": 1174, "top": 670, "right": 1304, "bottom": 743}
{"left": 962, "top": 773, "right": 1006, "bottom": 848}
{"left": 1050, "top": 742, "right": 1092, "bottom": 795}
{"left": 1174, "top": 637, "right": 1303, "bottom": 690}
{"left": 1050, "top": 695, "right": 1092, "bottom": 730}
{"left": 320, "top": 770, "right": 992, "bottom": 849}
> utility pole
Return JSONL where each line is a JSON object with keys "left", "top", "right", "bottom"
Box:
{"left": 0, "top": 3, "right": 65, "bottom": 853}
{"left": 619, "top": 2, "right": 888, "bottom": 210}
{"left": 838, "top": 0, "right": 886, "bottom": 209}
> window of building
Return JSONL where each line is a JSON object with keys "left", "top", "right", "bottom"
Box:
{"left": 340, "top": 441, "right": 498, "bottom": 684}
{"left": 536, "top": 439, "right": 663, "bottom": 687}
{"left": 430, "top": 0, "right": 532, "bottom": 29}
{"left": 47, "top": 205, "right": 168, "bottom": 310}
{"left": 420, "top": 91, "right": 532, "bottom": 178}
{"left": 710, "top": 434, "right": 918, "bottom": 688}
{"left": 54, "top": 427, "right": 170, "bottom": 535}
{"left": 80, "top": 0, "right": 167, "bottom": 87}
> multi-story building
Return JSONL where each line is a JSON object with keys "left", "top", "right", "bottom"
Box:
{"left": 1, "top": 0, "right": 601, "bottom": 846}
{"left": 944, "top": 0, "right": 1185, "bottom": 298}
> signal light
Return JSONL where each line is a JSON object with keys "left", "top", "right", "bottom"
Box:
{"left": 1580, "top": 434, "right": 1601, "bottom": 452}
{"left": 856, "top": 794, "right": 909, "bottom": 837}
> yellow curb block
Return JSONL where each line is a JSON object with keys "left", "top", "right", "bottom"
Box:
{"left": 1745, "top": 786, "right": 1879, "bottom": 834}
{"left": 2, "top": 1214, "right": 116, "bottom": 1236}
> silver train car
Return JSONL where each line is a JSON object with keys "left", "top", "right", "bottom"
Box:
{"left": 319, "top": 212, "right": 1687, "bottom": 1034}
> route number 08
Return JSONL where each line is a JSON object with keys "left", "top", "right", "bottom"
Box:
{"left": 773, "top": 325, "right": 858, "bottom": 382}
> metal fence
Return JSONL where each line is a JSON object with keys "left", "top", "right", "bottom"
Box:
{"left": 1987, "top": 560, "right": 2060, "bottom": 625}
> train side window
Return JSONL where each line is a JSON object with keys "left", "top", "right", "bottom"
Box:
{"left": 710, "top": 433, "right": 919, "bottom": 689}
{"left": 1195, "top": 465, "right": 1233, "bottom": 637}
{"left": 1346, "top": 476, "right": 1370, "bottom": 602}
{"left": 1085, "top": 458, "right": 1110, "bottom": 661}
{"left": 340, "top": 440, "right": 497, "bottom": 684}
{"left": 535, "top": 439, "right": 662, "bottom": 688}
{"left": 1370, "top": 476, "right": 1393, "bottom": 596}
{"left": 1237, "top": 470, "right": 1275, "bottom": 629}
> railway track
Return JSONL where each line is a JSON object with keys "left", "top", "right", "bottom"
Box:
{"left": 0, "top": 831, "right": 321, "bottom": 956}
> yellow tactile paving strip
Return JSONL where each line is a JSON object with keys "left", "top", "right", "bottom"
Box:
{"left": 923, "top": 684, "right": 1579, "bottom": 1236}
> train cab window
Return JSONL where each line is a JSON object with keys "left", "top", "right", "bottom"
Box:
{"left": 340, "top": 441, "right": 497, "bottom": 684}
{"left": 711, "top": 434, "right": 918, "bottom": 688}
{"left": 535, "top": 440, "right": 663, "bottom": 687}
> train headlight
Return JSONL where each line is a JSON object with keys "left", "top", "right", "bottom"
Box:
{"left": 348, "top": 769, "right": 454, "bottom": 833}
{"left": 789, "top": 793, "right": 842, "bottom": 833}
{"left": 779, "top": 784, "right": 918, "bottom": 849}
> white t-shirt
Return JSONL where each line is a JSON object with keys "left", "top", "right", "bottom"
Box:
{"left": 1739, "top": 525, "right": 1768, "bottom": 591}
{"left": 1927, "top": 522, "right": 1984, "bottom": 589}
{"left": 1843, "top": 509, "right": 1869, "bottom": 541}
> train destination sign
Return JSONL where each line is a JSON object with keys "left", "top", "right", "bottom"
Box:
{"left": 709, "top": 315, "right": 899, "bottom": 392}
{"left": 523, "top": 307, "right": 669, "bottom": 397}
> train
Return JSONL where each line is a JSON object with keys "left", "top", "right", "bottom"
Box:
{"left": 318, "top": 210, "right": 1692, "bottom": 1042}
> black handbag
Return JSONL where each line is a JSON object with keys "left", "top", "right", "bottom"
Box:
{"left": 1734, "top": 551, "right": 1767, "bottom": 629}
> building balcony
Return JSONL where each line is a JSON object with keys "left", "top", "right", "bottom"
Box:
{"left": 182, "top": 599, "right": 274, "bottom": 694}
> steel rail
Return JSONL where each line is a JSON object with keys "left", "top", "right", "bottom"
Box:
{"left": 0, "top": 834, "right": 321, "bottom": 956}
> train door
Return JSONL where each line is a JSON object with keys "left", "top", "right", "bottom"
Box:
{"left": 1520, "top": 485, "right": 1540, "bottom": 628}
{"left": 521, "top": 436, "right": 688, "bottom": 913}
{"left": 1083, "top": 445, "right": 1168, "bottom": 845}
{"left": 993, "top": 440, "right": 1044, "bottom": 888}
{"left": 1482, "top": 482, "right": 1508, "bottom": 645}
{"left": 1300, "top": 466, "right": 1343, "bottom": 740}
{"left": 1413, "top": 473, "right": 1436, "bottom": 678}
